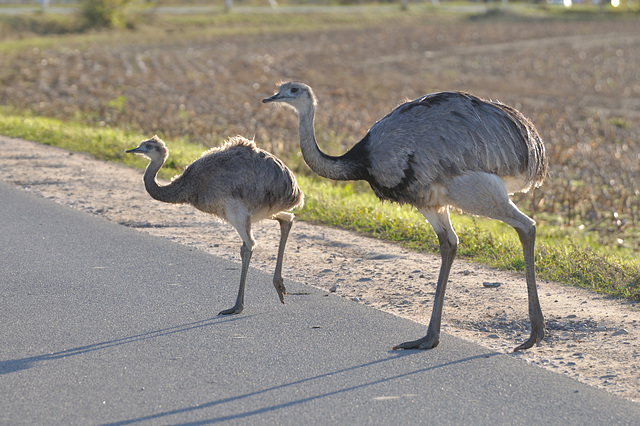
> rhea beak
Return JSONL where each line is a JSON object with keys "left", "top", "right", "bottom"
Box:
{"left": 126, "top": 147, "right": 141, "bottom": 154}
{"left": 262, "top": 93, "right": 281, "bottom": 103}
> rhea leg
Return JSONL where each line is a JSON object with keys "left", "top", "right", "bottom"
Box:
{"left": 393, "top": 208, "right": 458, "bottom": 350}
{"left": 219, "top": 214, "right": 255, "bottom": 315}
{"left": 272, "top": 212, "right": 295, "bottom": 304}
{"left": 513, "top": 224, "right": 544, "bottom": 351}
{"left": 445, "top": 172, "right": 545, "bottom": 351}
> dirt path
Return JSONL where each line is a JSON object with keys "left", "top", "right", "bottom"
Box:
{"left": 1, "top": 134, "right": 638, "bottom": 403}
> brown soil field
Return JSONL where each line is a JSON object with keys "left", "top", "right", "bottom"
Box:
{"left": 1, "top": 11, "right": 640, "bottom": 250}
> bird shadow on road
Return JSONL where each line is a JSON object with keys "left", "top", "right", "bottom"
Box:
{"left": 0, "top": 315, "right": 252, "bottom": 375}
{"left": 103, "top": 349, "right": 501, "bottom": 425}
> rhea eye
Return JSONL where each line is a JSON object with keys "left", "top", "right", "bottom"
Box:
{"left": 290, "top": 87, "right": 299, "bottom": 93}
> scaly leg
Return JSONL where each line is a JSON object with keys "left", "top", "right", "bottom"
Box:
{"left": 513, "top": 224, "right": 545, "bottom": 351}
{"left": 220, "top": 213, "right": 255, "bottom": 315}
{"left": 272, "top": 212, "right": 294, "bottom": 304}
{"left": 218, "top": 242, "right": 253, "bottom": 315}
{"left": 394, "top": 209, "right": 458, "bottom": 350}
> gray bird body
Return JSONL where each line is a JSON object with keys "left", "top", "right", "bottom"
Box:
{"left": 263, "top": 82, "right": 547, "bottom": 351}
{"left": 133, "top": 135, "right": 302, "bottom": 221}
{"left": 363, "top": 92, "right": 546, "bottom": 203}
{"left": 127, "top": 135, "right": 303, "bottom": 315}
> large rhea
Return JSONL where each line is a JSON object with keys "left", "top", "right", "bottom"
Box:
{"left": 127, "top": 135, "right": 303, "bottom": 315}
{"left": 263, "top": 82, "right": 547, "bottom": 351}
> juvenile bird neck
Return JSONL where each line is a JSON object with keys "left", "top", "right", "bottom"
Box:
{"left": 142, "top": 157, "right": 185, "bottom": 204}
{"left": 297, "top": 105, "right": 363, "bottom": 182}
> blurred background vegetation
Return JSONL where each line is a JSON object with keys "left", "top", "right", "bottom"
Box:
{"left": 0, "top": 0, "right": 638, "bottom": 32}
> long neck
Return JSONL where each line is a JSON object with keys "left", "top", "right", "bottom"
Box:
{"left": 298, "top": 104, "right": 365, "bottom": 181}
{"left": 143, "top": 158, "right": 185, "bottom": 204}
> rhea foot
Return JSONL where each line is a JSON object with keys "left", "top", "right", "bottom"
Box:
{"left": 393, "top": 333, "right": 440, "bottom": 350}
{"left": 513, "top": 317, "right": 545, "bottom": 352}
{"left": 218, "top": 305, "right": 243, "bottom": 315}
{"left": 273, "top": 277, "right": 287, "bottom": 304}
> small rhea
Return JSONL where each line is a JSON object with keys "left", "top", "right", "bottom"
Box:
{"left": 263, "top": 81, "right": 547, "bottom": 351}
{"left": 126, "top": 135, "right": 303, "bottom": 315}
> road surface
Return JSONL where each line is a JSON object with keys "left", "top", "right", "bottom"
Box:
{"left": 1, "top": 182, "right": 639, "bottom": 425}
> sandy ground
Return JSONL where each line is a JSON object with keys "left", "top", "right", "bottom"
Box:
{"left": 1, "top": 134, "right": 638, "bottom": 403}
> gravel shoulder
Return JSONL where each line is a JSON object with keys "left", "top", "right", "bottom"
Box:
{"left": 1, "top": 134, "right": 638, "bottom": 403}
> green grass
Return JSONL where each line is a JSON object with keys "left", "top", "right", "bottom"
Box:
{"left": 1, "top": 110, "right": 639, "bottom": 302}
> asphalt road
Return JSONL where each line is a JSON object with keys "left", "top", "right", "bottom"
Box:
{"left": 1, "top": 182, "right": 639, "bottom": 425}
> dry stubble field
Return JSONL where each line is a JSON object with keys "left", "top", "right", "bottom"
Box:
{"left": 1, "top": 10, "right": 640, "bottom": 251}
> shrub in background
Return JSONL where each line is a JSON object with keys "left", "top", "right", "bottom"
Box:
{"left": 78, "top": 0, "right": 151, "bottom": 29}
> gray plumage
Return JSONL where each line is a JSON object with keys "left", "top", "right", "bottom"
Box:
{"left": 126, "top": 135, "right": 304, "bottom": 315}
{"left": 263, "top": 81, "right": 547, "bottom": 351}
